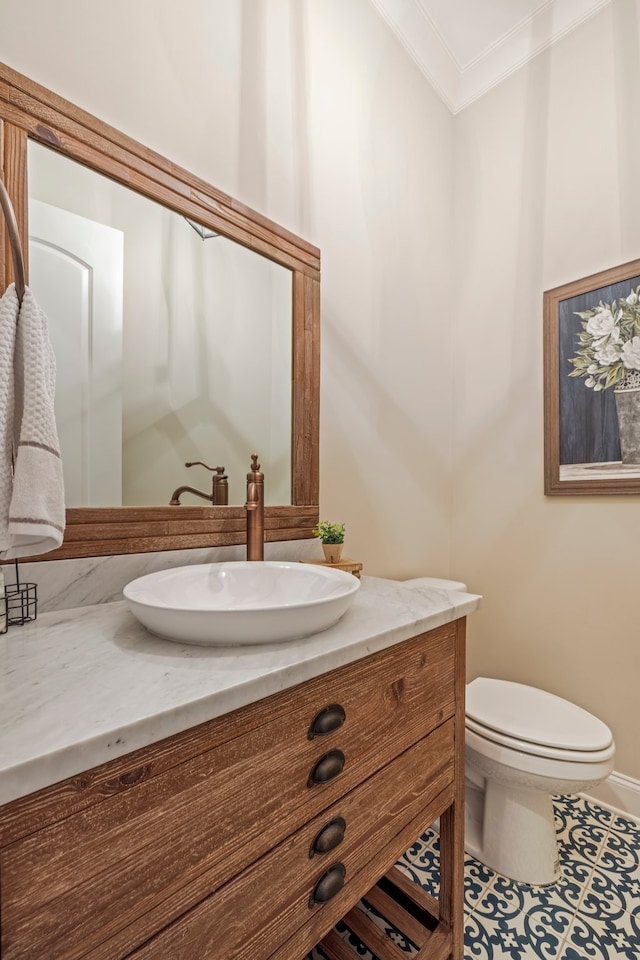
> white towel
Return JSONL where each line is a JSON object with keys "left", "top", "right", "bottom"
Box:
{"left": 0, "top": 283, "right": 19, "bottom": 556}
{"left": 1, "top": 286, "right": 65, "bottom": 559}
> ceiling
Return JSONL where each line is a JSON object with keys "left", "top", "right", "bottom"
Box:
{"left": 369, "top": 0, "right": 611, "bottom": 112}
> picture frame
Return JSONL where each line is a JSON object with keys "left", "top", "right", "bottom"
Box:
{"left": 544, "top": 257, "right": 640, "bottom": 495}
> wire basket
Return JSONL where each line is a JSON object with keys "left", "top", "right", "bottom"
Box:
{"left": 0, "top": 560, "right": 37, "bottom": 632}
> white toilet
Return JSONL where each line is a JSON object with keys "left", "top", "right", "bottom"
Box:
{"left": 402, "top": 577, "right": 615, "bottom": 886}
{"left": 466, "top": 676, "right": 614, "bottom": 885}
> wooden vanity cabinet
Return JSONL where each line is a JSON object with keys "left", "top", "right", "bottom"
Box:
{"left": 0, "top": 618, "right": 466, "bottom": 960}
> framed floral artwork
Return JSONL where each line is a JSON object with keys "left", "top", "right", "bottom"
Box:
{"left": 544, "top": 257, "right": 640, "bottom": 495}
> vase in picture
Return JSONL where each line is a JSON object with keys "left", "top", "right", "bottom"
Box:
{"left": 614, "top": 373, "right": 640, "bottom": 464}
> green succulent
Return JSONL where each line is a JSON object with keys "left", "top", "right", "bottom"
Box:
{"left": 313, "top": 520, "right": 345, "bottom": 544}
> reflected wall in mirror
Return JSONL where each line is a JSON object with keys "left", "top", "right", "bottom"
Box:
{"left": 0, "top": 61, "right": 320, "bottom": 559}
{"left": 28, "top": 142, "right": 292, "bottom": 508}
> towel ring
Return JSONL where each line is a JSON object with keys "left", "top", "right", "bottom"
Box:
{"left": 0, "top": 178, "right": 25, "bottom": 305}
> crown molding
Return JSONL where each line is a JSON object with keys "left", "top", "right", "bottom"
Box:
{"left": 367, "top": 0, "right": 459, "bottom": 111}
{"left": 369, "top": 0, "right": 612, "bottom": 113}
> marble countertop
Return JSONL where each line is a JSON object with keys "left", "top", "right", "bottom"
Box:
{"left": 0, "top": 576, "right": 480, "bottom": 806}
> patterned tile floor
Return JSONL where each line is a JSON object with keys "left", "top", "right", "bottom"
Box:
{"left": 310, "top": 796, "right": 640, "bottom": 960}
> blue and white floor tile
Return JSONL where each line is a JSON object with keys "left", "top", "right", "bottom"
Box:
{"left": 310, "top": 796, "right": 640, "bottom": 960}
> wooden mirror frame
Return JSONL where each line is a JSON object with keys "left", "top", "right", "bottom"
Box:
{"left": 0, "top": 62, "right": 319, "bottom": 560}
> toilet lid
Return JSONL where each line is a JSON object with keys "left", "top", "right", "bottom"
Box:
{"left": 466, "top": 678, "right": 613, "bottom": 752}
{"left": 465, "top": 716, "right": 616, "bottom": 762}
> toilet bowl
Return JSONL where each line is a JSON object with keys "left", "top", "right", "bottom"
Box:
{"left": 402, "top": 577, "right": 615, "bottom": 885}
{"left": 466, "top": 677, "right": 614, "bottom": 884}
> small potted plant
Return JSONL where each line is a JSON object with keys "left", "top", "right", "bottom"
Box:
{"left": 313, "top": 520, "right": 346, "bottom": 564}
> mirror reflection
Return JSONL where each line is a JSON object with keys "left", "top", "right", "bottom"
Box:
{"left": 27, "top": 141, "right": 293, "bottom": 509}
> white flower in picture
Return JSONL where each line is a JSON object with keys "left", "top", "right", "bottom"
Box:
{"left": 594, "top": 342, "right": 622, "bottom": 366}
{"left": 569, "top": 286, "right": 640, "bottom": 389}
{"left": 621, "top": 336, "right": 640, "bottom": 370}
{"left": 586, "top": 308, "right": 617, "bottom": 339}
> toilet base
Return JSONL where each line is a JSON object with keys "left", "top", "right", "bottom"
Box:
{"left": 465, "top": 778, "right": 560, "bottom": 885}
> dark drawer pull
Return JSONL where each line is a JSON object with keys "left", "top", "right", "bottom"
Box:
{"left": 309, "top": 862, "right": 346, "bottom": 907}
{"left": 308, "top": 703, "right": 346, "bottom": 739}
{"left": 308, "top": 749, "right": 345, "bottom": 787}
{"left": 309, "top": 816, "right": 347, "bottom": 857}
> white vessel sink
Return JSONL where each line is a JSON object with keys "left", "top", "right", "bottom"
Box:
{"left": 123, "top": 561, "right": 361, "bottom": 646}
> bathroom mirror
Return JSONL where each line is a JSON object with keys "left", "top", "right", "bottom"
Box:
{"left": 27, "top": 141, "right": 293, "bottom": 509}
{"left": 0, "top": 61, "right": 320, "bottom": 559}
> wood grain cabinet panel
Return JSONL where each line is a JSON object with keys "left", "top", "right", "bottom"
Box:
{"left": 128, "top": 721, "right": 454, "bottom": 960}
{"left": 0, "top": 620, "right": 465, "bottom": 960}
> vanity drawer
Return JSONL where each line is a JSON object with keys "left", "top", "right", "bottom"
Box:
{"left": 0, "top": 624, "right": 456, "bottom": 960}
{"left": 126, "top": 719, "right": 455, "bottom": 960}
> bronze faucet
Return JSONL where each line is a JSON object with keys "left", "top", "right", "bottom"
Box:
{"left": 245, "top": 454, "right": 264, "bottom": 561}
{"left": 170, "top": 462, "right": 228, "bottom": 505}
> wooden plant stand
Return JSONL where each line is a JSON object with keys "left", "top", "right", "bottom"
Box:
{"left": 300, "top": 558, "right": 364, "bottom": 578}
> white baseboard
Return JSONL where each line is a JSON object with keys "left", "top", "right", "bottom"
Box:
{"left": 581, "top": 771, "right": 640, "bottom": 825}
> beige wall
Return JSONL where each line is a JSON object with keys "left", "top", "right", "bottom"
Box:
{"left": 0, "top": 0, "right": 455, "bottom": 579}
{"left": 451, "top": 3, "right": 640, "bottom": 778}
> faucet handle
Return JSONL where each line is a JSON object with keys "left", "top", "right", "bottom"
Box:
{"left": 185, "top": 461, "right": 226, "bottom": 477}
{"left": 247, "top": 454, "right": 263, "bottom": 480}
